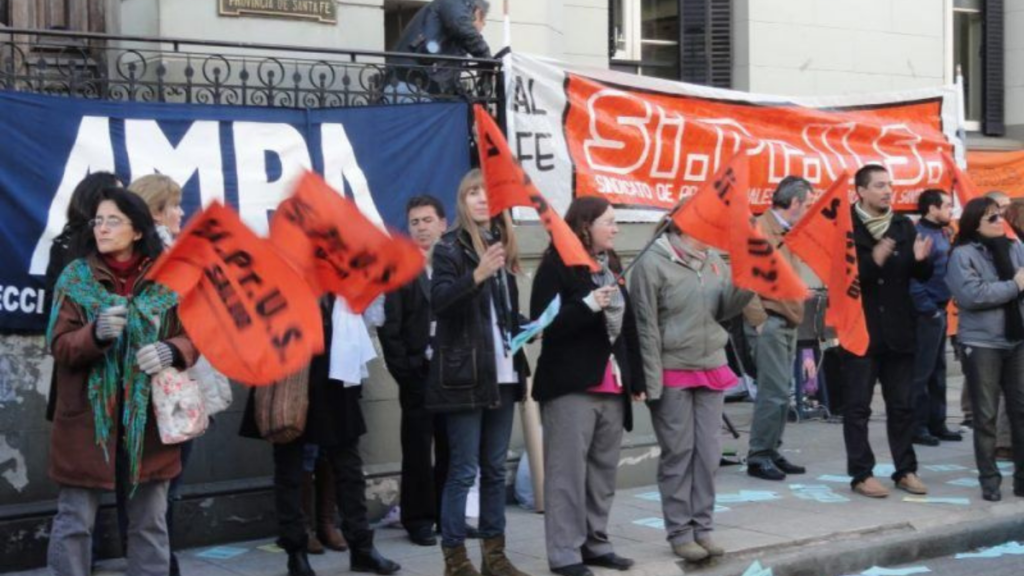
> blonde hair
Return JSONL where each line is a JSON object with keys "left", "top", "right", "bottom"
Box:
{"left": 455, "top": 169, "right": 520, "bottom": 273}
{"left": 128, "top": 174, "right": 182, "bottom": 216}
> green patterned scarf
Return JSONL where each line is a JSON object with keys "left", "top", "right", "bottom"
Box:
{"left": 46, "top": 258, "right": 178, "bottom": 490}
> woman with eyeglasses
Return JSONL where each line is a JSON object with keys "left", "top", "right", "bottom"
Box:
{"left": 531, "top": 197, "right": 645, "bottom": 576}
{"left": 946, "top": 197, "right": 1024, "bottom": 502}
{"left": 47, "top": 187, "right": 197, "bottom": 576}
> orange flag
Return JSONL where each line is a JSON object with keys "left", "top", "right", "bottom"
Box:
{"left": 785, "top": 173, "right": 870, "bottom": 356}
{"left": 271, "top": 172, "right": 426, "bottom": 313}
{"left": 474, "top": 104, "right": 599, "bottom": 272}
{"left": 672, "top": 151, "right": 807, "bottom": 301}
{"left": 943, "top": 151, "right": 1017, "bottom": 239}
{"left": 147, "top": 202, "right": 324, "bottom": 385}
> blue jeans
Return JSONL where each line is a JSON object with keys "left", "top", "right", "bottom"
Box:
{"left": 441, "top": 385, "right": 518, "bottom": 548}
{"left": 911, "top": 310, "right": 948, "bottom": 435}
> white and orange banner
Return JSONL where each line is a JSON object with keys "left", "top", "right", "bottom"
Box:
{"left": 504, "top": 53, "right": 966, "bottom": 220}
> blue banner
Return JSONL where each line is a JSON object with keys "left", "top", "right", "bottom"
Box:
{"left": 0, "top": 92, "right": 470, "bottom": 332}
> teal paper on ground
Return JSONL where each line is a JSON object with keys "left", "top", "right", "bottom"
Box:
{"left": 946, "top": 477, "right": 978, "bottom": 487}
{"left": 716, "top": 490, "right": 780, "bottom": 503}
{"left": 856, "top": 566, "right": 931, "bottom": 575}
{"left": 902, "top": 496, "right": 970, "bottom": 505}
{"left": 511, "top": 295, "right": 560, "bottom": 354}
{"left": 955, "top": 541, "right": 1024, "bottom": 559}
{"left": 742, "top": 560, "right": 774, "bottom": 576}
{"left": 196, "top": 546, "right": 249, "bottom": 560}
{"left": 818, "top": 474, "right": 853, "bottom": 483}
{"left": 632, "top": 517, "right": 665, "bottom": 529}
{"left": 789, "top": 484, "right": 850, "bottom": 503}
{"left": 873, "top": 463, "right": 896, "bottom": 477}
{"left": 924, "top": 464, "right": 968, "bottom": 472}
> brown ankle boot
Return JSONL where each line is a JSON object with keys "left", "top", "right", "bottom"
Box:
{"left": 300, "top": 471, "right": 324, "bottom": 555}
{"left": 481, "top": 535, "right": 529, "bottom": 576}
{"left": 314, "top": 457, "right": 348, "bottom": 551}
{"left": 443, "top": 544, "right": 482, "bottom": 576}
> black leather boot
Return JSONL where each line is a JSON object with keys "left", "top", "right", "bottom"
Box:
{"left": 350, "top": 530, "right": 401, "bottom": 574}
{"left": 287, "top": 548, "right": 316, "bottom": 576}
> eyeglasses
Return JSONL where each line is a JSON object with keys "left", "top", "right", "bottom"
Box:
{"left": 89, "top": 216, "right": 126, "bottom": 229}
{"left": 986, "top": 213, "right": 1004, "bottom": 224}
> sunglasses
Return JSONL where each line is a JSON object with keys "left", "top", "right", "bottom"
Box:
{"left": 986, "top": 213, "right": 1004, "bottom": 224}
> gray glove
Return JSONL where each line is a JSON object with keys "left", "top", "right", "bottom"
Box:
{"left": 136, "top": 342, "right": 175, "bottom": 375}
{"left": 94, "top": 305, "right": 128, "bottom": 342}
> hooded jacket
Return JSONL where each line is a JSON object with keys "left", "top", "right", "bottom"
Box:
{"left": 946, "top": 240, "right": 1024, "bottom": 350}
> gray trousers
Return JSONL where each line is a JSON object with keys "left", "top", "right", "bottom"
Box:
{"left": 649, "top": 386, "right": 724, "bottom": 545}
{"left": 747, "top": 316, "right": 798, "bottom": 461}
{"left": 48, "top": 481, "right": 170, "bottom": 576}
{"left": 541, "top": 393, "right": 624, "bottom": 569}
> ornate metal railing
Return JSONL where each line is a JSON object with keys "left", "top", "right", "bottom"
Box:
{"left": 0, "top": 28, "right": 503, "bottom": 111}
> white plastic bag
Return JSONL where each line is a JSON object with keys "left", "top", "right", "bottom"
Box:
{"left": 188, "top": 356, "right": 233, "bottom": 417}
{"left": 151, "top": 367, "right": 209, "bottom": 444}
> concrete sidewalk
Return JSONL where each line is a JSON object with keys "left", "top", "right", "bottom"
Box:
{"left": 12, "top": 375, "right": 1024, "bottom": 576}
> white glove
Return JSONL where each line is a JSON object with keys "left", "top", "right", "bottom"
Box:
{"left": 94, "top": 306, "right": 128, "bottom": 342}
{"left": 136, "top": 342, "right": 174, "bottom": 375}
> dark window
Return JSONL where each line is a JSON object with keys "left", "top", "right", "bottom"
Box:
{"left": 953, "top": 0, "right": 1004, "bottom": 136}
{"left": 610, "top": 0, "right": 730, "bottom": 88}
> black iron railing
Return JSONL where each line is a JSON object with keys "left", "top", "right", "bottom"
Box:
{"left": 0, "top": 28, "right": 503, "bottom": 111}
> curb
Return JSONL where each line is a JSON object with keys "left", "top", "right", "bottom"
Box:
{"left": 686, "top": 513, "right": 1024, "bottom": 576}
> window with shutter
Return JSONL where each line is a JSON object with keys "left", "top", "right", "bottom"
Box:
{"left": 983, "top": 0, "right": 1005, "bottom": 136}
{"left": 678, "top": 0, "right": 732, "bottom": 88}
{"left": 6, "top": 0, "right": 104, "bottom": 32}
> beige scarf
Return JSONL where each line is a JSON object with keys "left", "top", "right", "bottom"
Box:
{"left": 854, "top": 202, "right": 894, "bottom": 240}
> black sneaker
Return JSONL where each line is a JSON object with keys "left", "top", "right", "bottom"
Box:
{"left": 773, "top": 456, "right": 806, "bottom": 475}
{"left": 408, "top": 527, "right": 437, "bottom": 547}
{"left": 912, "top": 433, "right": 940, "bottom": 447}
{"left": 583, "top": 553, "right": 634, "bottom": 571}
{"left": 932, "top": 427, "right": 963, "bottom": 442}
{"left": 747, "top": 460, "right": 786, "bottom": 481}
{"left": 551, "top": 563, "right": 594, "bottom": 576}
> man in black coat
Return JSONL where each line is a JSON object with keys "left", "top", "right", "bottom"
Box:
{"left": 386, "top": 0, "right": 492, "bottom": 96}
{"left": 380, "top": 195, "right": 449, "bottom": 547}
{"left": 843, "top": 164, "right": 934, "bottom": 499}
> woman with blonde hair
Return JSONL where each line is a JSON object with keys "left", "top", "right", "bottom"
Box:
{"left": 128, "top": 174, "right": 184, "bottom": 248}
{"left": 428, "top": 169, "right": 531, "bottom": 576}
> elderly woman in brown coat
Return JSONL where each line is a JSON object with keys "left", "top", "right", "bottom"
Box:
{"left": 46, "top": 186, "right": 196, "bottom": 576}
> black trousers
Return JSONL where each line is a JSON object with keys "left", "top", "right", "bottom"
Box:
{"left": 399, "top": 388, "right": 449, "bottom": 534}
{"left": 840, "top": 349, "right": 918, "bottom": 484}
{"left": 961, "top": 343, "right": 1024, "bottom": 489}
{"left": 273, "top": 438, "right": 370, "bottom": 552}
{"left": 911, "top": 311, "right": 949, "bottom": 435}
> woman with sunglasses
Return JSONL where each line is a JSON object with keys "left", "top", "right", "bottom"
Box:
{"left": 946, "top": 197, "right": 1024, "bottom": 502}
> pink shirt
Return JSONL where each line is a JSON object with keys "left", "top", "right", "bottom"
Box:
{"left": 588, "top": 361, "right": 623, "bottom": 395}
{"left": 663, "top": 365, "right": 738, "bottom": 391}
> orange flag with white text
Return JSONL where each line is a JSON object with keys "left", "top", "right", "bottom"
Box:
{"left": 474, "top": 104, "right": 599, "bottom": 272}
{"left": 785, "top": 174, "right": 870, "bottom": 356}
{"left": 146, "top": 202, "right": 324, "bottom": 385}
{"left": 271, "top": 172, "right": 426, "bottom": 313}
{"left": 672, "top": 151, "right": 807, "bottom": 301}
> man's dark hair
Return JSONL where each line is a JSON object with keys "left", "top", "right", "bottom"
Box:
{"left": 406, "top": 195, "right": 446, "bottom": 220}
{"left": 917, "top": 189, "right": 947, "bottom": 217}
{"left": 855, "top": 164, "right": 889, "bottom": 190}
{"left": 771, "top": 176, "right": 812, "bottom": 209}
{"left": 473, "top": 0, "right": 491, "bottom": 16}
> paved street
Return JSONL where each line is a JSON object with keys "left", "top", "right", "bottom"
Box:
{"left": 8, "top": 374, "right": 1024, "bottom": 576}
{"left": 870, "top": 544, "right": 1024, "bottom": 576}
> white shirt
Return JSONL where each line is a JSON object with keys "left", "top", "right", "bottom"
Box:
{"left": 490, "top": 300, "right": 517, "bottom": 385}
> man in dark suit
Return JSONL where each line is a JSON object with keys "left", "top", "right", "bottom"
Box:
{"left": 380, "top": 195, "right": 449, "bottom": 546}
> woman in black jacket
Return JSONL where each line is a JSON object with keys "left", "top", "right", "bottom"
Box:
{"left": 428, "top": 169, "right": 530, "bottom": 576}
{"left": 531, "top": 197, "right": 645, "bottom": 576}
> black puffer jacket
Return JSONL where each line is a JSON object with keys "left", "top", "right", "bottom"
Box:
{"left": 426, "top": 229, "right": 527, "bottom": 413}
{"left": 387, "top": 0, "right": 492, "bottom": 92}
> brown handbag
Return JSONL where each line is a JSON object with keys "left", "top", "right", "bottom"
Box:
{"left": 254, "top": 364, "right": 310, "bottom": 444}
